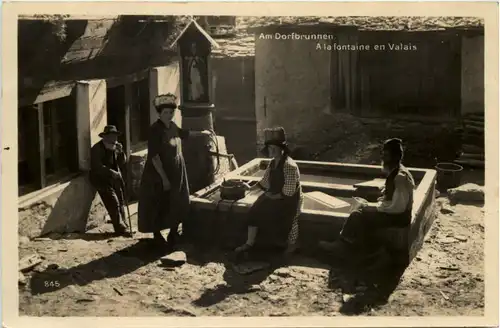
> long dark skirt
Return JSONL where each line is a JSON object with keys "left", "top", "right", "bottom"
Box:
{"left": 340, "top": 208, "right": 410, "bottom": 249}
{"left": 137, "top": 162, "right": 190, "bottom": 233}
{"left": 248, "top": 192, "right": 300, "bottom": 247}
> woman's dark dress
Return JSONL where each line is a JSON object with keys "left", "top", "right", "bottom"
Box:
{"left": 138, "top": 120, "right": 190, "bottom": 233}
{"left": 248, "top": 157, "right": 303, "bottom": 247}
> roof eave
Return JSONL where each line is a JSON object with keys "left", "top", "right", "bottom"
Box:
{"left": 168, "top": 19, "right": 220, "bottom": 50}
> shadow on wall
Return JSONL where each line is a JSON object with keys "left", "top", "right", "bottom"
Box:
{"left": 41, "top": 175, "right": 101, "bottom": 236}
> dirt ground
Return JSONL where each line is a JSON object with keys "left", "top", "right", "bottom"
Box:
{"left": 19, "top": 184, "right": 484, "bottom": 317}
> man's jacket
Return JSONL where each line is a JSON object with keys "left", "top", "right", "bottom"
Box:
{"left": 89, "top": 140, "right": 127, "bottom": 189}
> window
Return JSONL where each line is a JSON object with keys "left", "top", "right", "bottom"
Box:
{"left": 130, "top": 78, "right": 150, "bottom": 149}
{"left": 106, "top": 77, "right": 151, "bottom": 153}
{"left": 18, "top": 95, "right": 79, "bottom": 196}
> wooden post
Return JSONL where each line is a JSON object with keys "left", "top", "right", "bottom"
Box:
{"left": 124, "top": 83, "right": 132, "bottom": 158}
{"left": 124, "top": 83, "right": 133, "bottom": 194}
{"left": 452, "top": 33, "right": 462, "bottom": 118}
{"left": 344, "top": 40, "right": 352, "bottom": 112}
{"left": 207, "top": 56, "right": 214, "bottom": 113}
{"left": 37, "top": 103, "right": 47, "bottom": 189}
{"left": 177, "top": 46, "right": 185, "bottom": 107}
{"left": 350, "top": 29, "right": 360, "bottom": 115}
{"left": 329, "top": 34, "right": 338, "bottom": 113}
{"left": 50, "top": 102, "right": 61, "bottom": 172}
{"left": 360, "top": 63, "right": 372, "bottom": 116}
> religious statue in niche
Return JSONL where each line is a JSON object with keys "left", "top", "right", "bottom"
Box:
{"left": 183, "top": 42, "right": 208, "bottom": 103}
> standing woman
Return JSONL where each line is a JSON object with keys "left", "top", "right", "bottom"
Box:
{"left": 234, "top": 127, "right": 303, "bottom": 255}
{"left": 138, "top": 93, "right": 210, "bottom": 248}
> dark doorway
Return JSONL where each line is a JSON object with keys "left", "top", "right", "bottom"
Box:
{"left": 106, "top": 85, "right": 127, "bottom": 150}
{"left": 18, "top": 105, "right": 41, "bottom": 195}
{"left": 130, "top": 78, "right": 150, "bottom": 150}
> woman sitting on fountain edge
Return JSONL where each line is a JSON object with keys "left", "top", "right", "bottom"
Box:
{"left": 234, "top": 127, "right": 304, "bottom": 256}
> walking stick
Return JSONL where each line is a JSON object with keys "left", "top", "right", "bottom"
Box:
{"left": 119, "top": 176, "right": 134, "bottom": 237}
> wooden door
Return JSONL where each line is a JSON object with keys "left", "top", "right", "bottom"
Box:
{"left": 359, "top": 31, "right": 461, "bottom": 118}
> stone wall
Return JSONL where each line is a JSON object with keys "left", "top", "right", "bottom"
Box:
{"left": 18, "top": 175, "right": 107, "bottom": 238}
{"left": 253, "top": 27, "right": 366, "bottom": 156}
{"left": 212, "top": 56, "right": 255, "bottom": 119}
{"left": 149, "top": 63, "right": 182, "bottom": 126}
{"left": 360, "top": 118, "right": 462, "bottom": 167}
{"left": 314, "top": 117, "right": 462, "bottom": 169}
{"left": 461, "top": 34, "right": 484, "bottom": 115}
{"left": 254, "top": 32, "right": 332, "bottom": 148}
{"left": 211, "top": 56, "right": 256, "bottom": 166}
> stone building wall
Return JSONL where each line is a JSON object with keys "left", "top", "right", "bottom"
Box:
{"left": 254, "top": 31, "right": 332, "bottom": 149}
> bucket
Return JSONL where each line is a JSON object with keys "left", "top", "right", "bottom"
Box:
{"left": 435, "top": 162, "right": 463, "bottom": 191}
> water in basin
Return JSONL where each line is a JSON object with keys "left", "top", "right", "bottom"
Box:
{"left": 251, "top": 170, "right": 370, "bottom": 186}
{"left": 203, "top": 187, "right": 354, "bottom": 215}
{"left": 303, "top": 192, "right": 353, "bottom": 214}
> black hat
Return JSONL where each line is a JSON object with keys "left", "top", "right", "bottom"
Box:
{"left": 264, "top": 127, "right": 287, "bottom": 147}
{"left": 98, "top": 125, "right": 121, "bottom": 138}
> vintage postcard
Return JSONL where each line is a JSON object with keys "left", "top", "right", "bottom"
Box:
{"left": 2, "top": 1, "right": 498, "bottom": 327}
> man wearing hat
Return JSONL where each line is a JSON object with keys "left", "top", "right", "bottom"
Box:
{"left": 89, "top": 125, "right": 131, "bottom": 236}
{"left": 318, "top": 138, "right": 416, "bottom": 260}
{"left": 234, "top": 127, "right": 303, "bottom": 256}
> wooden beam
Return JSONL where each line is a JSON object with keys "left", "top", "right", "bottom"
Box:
{"left": 207, "top": 55, "right": 214, "bottom": 106}
{"left": 106, "top": 69, "right": 150, "bottom": 89}
{"left": 349, "top": 31, "right": 360, "bottom": 115}
{"left": 168, "top": 20, "right": 220, "bottom": 50}
{"left": 124, "top": 83, "right": 133, "bottom": 188}
{"left": 50, "top": 103, "right": 60, "bottom": 172}
{"left": 453, "top": 34, "right": 462, "bottom": 118}
{"left": 360, "top": 61, "right": 371, "bottom": 116}
{"left": 124, "top": 83, "right": 132, "bottom": 157}
{"left": 343, "top": 39, "right": 351, "bottom": 111}
{"left": 178, "top": 45, "right": 185, "bottom": 106}
{"left": 37, "top": 103, "right": 46, "bottom": 189}
{"left": 329, "top": 37, "right": 339, "bottom": 112}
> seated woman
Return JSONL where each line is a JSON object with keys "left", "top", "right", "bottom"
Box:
{"left": 234, "top": 127, "right": 303, "bottom": 255}
{"left": 318, "top": 138, "right": 416, "bottom": 259}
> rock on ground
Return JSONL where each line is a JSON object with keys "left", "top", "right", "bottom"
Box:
{"left": 448, "top": 183, "right": 484, "bottom": 204}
